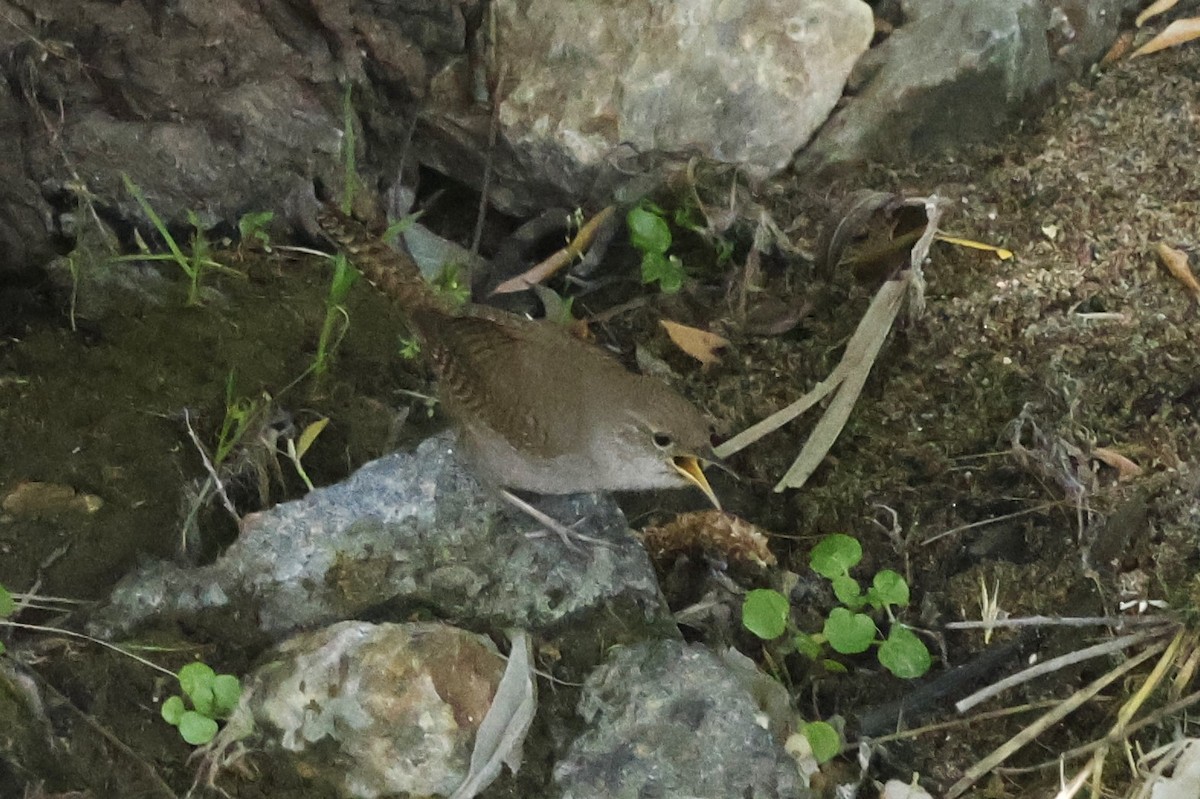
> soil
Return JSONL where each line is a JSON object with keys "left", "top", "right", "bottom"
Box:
{"left": 3, "top": 39, "right": 1200, "bottom": 799}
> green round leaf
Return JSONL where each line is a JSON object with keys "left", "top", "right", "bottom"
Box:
{"left": 800, "top": 721, "right": 841, "bottom": 764}
{"left": 793, "top": 631, "right": 822, "bottom": 660}
{"left": 627, "top": 205, "right": 672, "bottom": 254}
{"left": 870, "top": 570, "right": 910, "bottom": 608}
{"left": 178, "top": 711, "right": 219, "bottom": 745}
{"left": 810, "top": 534, "right": 862, "bottom": 579}
{"left": 831, "top": 575, "right": 865, "bottom": 609}
{"left": 178, "top": 662, "right": 216, "bottom": 699}
{"left": 878, "top": 625, "right": 932, "bottom": 678}
{"left": 211, "top": 674, "right": 242, "bottom": 717}
{"left": 823, "top": 608, "right": 876, "bottom": 654}
{"left": 190, "top": 684, "right": 215, "bottom": 718}
{"left": 161, "top": 695, "right": 186, "bottom": 725}
{"left": 0, "top": 583, "right": 14, "bottom": 618}
{"left": 742, "top": 589, "right": 790, "bottom": 640}
{"left": 640, "top": 252, "right": 685, "bottom": 293}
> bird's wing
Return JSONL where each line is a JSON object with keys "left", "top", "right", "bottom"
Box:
{"left": 412, "top": 308, "right": 569, "bottom": 457}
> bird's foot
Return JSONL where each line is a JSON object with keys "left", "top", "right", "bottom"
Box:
{"left": 499, "top": 490, "right": 612, "bottom": 550}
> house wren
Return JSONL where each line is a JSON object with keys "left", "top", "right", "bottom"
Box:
{"left": 316, "top": 207, "right": 719, "bottom": 507}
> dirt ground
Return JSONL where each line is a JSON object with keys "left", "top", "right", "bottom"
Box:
{"left": 3, "top": 38, "right": 1200, "bottom": 799}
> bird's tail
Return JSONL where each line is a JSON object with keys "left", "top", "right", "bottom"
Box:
{"left": 314, "top": 205, "right": 442, "bottom": 313}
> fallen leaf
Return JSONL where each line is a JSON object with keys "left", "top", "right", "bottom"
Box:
{"left": 1154, "top": 242, "right": 1200, "bottom": 301}
{"left": 1131, "top": 16, "right": 1200, "bottom": 58}
{"left": 659, "top": 319, "right": 728, "bottom": 367}
{"left": 1136, "top": 0, "right": 1179, "bottom": 28}
{"left": 1092, "top": 447, "right": 1143, "bottom": 480}
{"left": 937, "top": 234, "right": 1014, "bottom": 260}
{"left": 295, "top": 417, "right": 330, "bottom": 460}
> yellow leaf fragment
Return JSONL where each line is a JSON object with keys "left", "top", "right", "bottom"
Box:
{"left": 295, "top": 417, "right": 330, "bottom": 459}
{"left": 1092, "top": 447, "right": 1143, "bottom": 480}
{"left": 1136, "top": 0, "right": 1179, "bottom": 28}
{"left": 1154, "top": 242, "right": 1200, "bottom": 301}
{"left": 1131, "top": 16, "right": 1200, "bottom": 58}
{"left": 659, "top": 319, "right": 729, "bottom": 367}
{"left": 937, "top": 234, "right": 1014, "bottom": 260}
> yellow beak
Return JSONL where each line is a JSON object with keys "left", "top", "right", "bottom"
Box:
{"left": 672, "top": 455, "right": 721, "bottom": 510}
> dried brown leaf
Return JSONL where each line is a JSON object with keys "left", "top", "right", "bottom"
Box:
{"left": 1092, "top": 447, "right": 1143, "bottom": 480}
{"left": 1101, "top": 30, "right": 1136, "bottom": 64}
{"left": 639, "top": 509, "right": 776, "bottom": 568}
{"left": 1131, "top": 16, "right": 1200, "bottom": 58}
{"left": 1154, "top": 242, "right": 1200, "bottom": 300}
{"left": 659, "top": 319, "right": 729, "bottom": 367}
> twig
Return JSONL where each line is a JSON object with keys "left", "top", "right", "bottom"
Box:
{"left": 845, "top": 698, "right": 1062, "bottom": 752}
{"left": 947, "top": 615, "right": 1174, "bottom": 631}
{"left": 945, "top": 639, "right": 1168, "bottom": 798}
{"left": 922, "top": 502, "right": 1059, "bottom": 545}
{"left": 471, "top": 63, "right": 507, "bottom": 257}
{"left": 1, "top": 621, "right": 176, "bottom": 679}
{"left": 956, "top": 628, "right": 1170, "bottom": 713}
{"left": 997, "top": 685, "right": 1200, "bottom": 775}
{"left": 182, "top": 408, "right": 239, "bottom": 523}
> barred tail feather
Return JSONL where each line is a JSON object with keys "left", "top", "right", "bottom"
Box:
{"left": 315, "top": 206, "right": 440, "bottom": 312}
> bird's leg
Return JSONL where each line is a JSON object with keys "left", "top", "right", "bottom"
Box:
{"left": 499, "top": 490, "right": 613, "bottom": 549}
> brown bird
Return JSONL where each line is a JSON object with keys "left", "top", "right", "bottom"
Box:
{"left": 315, "top": 206, "right": 720, "bottom": 508}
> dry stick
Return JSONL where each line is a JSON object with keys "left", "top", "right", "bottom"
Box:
{"left": 182, "top": 408, "right": 239, "bottom": 523}
{"left": 471, "top": 63, "right": 508, "bottom": 258}
{"left": 922, "top": 502, "right": 1059, "bottom": 545}
{"left": 492, "top": 206, "right": 617, "bottom": 294}
{"left": 0, "top": 621, "right": 176, "bottom": 679}
{"left": 945, "top": 639, "right": 1168, "bottom": 798}
{"left": 844, "top": 698, "right": 1062, "bottom": 752}
{"left": 1088, "top": 629, "right": 1189, "bottom": 797}
{"left": 956, "top": 628, "right": 1172, "bottom": 713}
{"left": 997, "top": 685, "right": 1200, "bottom": 775}
{"left": 947, "top": 615, "right": 1174, "bottom": 631}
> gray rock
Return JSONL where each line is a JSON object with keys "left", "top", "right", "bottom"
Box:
{"left": 419, "top": 0, "right": 873, "bottom": 213}
{"left": 555, "top": 639, "right": 806, "bottom": 799}
{"left": 797, "top": 0, "right": 1133, "bottom": 171}
{"left": 88, "top": 433, "right": 674, "bottom": 646}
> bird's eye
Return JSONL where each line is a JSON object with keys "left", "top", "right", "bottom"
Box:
{"left": 652, "top": 432, "right": 673, "bottom": 449}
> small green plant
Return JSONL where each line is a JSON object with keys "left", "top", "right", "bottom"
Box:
{"left": 433, "top": 262, "right": 471, "bottom": 307}
{"left": 160, "top": 661, "right": 243, "bottom": 745}
{"left": 742, "top": 534, "right": 932, "bottom": 679}
{"left": 398, "top": 334, "right": 422, "bottom": 361}
{"left": 237, "top": 210, "right": 275, "bottom": 254}
{"left": 118, "top": 174, "right": 241, "bottom": 306}
{"left": 215, "top": 372, "right": 264, "bottom": 466}
{"left": 798, "top": 719, "right": 841, "bottom": 764}
{"left": 311, "top": 253, "right": 359, "bottom": 378}
{"left": 1, "top": 581, "right": 239, "bottom": 746}
{"left": 627, "top": 200, "right": 686, "bottom": 293}
{"left": 0, "top": 582, "right": 13, "bottom": 655}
